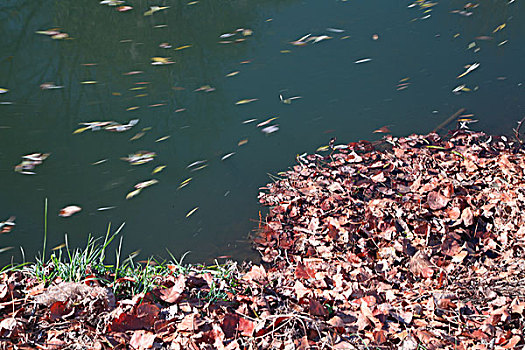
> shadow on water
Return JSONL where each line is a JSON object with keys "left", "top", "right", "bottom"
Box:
{"left": 0, "top": 0, "right": 523, "bottom": 265}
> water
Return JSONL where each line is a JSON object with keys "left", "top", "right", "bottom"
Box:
{"left": 0, "top": 0, "right": 523, "bottom": 265}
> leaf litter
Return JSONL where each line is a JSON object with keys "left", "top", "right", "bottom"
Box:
{"left": 3, "top": 130, "right": 525, "bottom": 349}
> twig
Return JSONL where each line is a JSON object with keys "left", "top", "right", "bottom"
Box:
{"left": 433, "top": 108, "right": 466, "bottom": 134}
{"left": 513, "top": 116, "right": 525, "bottom": 144}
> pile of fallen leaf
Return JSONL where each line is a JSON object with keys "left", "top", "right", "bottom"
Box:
{"left": 1, "top": 130, "right": 525, "bottom": 349}
{"left": 255, "top": 130, "right": 525, "bottom": 349}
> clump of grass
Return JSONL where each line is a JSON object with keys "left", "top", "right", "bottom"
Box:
{"left": 2, "top": 199, "right": 244, "bottom": 299}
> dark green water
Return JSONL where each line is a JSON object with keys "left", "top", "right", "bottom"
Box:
{"left": 0, "top": 0, "right": 523, "bottom": 264}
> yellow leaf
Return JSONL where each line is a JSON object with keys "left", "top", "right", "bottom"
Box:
{"left": 493, "top": 23, "right": 506, "bottom": 33}
{"left": 151, "top": 57, "right": 171, "bottom": 63}
{"left": 126, "top": 106, "right": 139, "bottom": 111}
{"left": 81, "top": 81, "right": 97, "bottom": 84}
{"left": 155, "top": 136, "right": 170, "bottom": 142}
{"left": 152, "top": 165, "right": 166, "bottom": 174}
{"left": 73, "top": 127, "right": 90, "bottom": 134}
{"left": 129, "top": 132, "right": 145, "bottom": 141}
{"left": 226, "top": 71, "right": 239, "bottom": 77}
{"left": 174, "top": 45, "right": 192, "bottom": 50}
{"left": 126, "top": 188, "right": 142, "bottom": 200}
{"left": 235, "top": 98, "right": 258, "bottom": 105}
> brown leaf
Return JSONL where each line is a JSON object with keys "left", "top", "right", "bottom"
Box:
{"left": 221, "top": 313, "right": 239, "bottom": 338}
{"left": 446, "top": 206, "right": 461, "bottom": 220}
{"left": 177, "top": 313, "right": 199, "bottom": 333}
{"left": 242, "top": 265, "right": 267, "bottom": 285}
{"left": 409, "top": 251, "right": 434, "bottom": 278}
{"left": 159, "top": 274, "right": 186, "bottom": 303}
{"left": 238, "top": 317, "right": 254, "bottom": 337}
{"left": 294, "top": 280, "right": 310, "bottom": 300}
{"left": 130, "top": 330, "right": 156, "bottom": 349}
{"left": 461, "top": 207, "right": 474, "bottom": 226}
{"left": 427, "top": 191, "right": 449, "bottom": 210}
{"left": 308, "top": 299, "right": 328, "bottom": 317}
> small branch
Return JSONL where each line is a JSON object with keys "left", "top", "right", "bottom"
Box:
{"left": 513, "top": 116, "right": 525, "bottom": 144}
{"left": 433, "top": 108, "right": 466, "bottom": 134}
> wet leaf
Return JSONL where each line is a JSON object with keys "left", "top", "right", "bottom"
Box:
{"left": 126, "top": 188, "right": 142, "bottom": 200}
{"left": 117, "top": 5, "right": 133, "bottom": 12}
{"left": 235, "top": 98, "right": 258, "bottom": 105}
{"left": 58, "top": 205, "right": 82, "bottom": 217}
{"left": 174, "top": 45, "right": 192, "bottom": 50}
{"left": 152, "top": 165, "right": 166, "bottom": 174}
{"left": 186, "top": 207, "right": 199, "bottom": 217}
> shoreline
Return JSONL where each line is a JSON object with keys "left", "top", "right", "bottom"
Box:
{"left": 1, "top": 129, "right": 524, "bottom": 349}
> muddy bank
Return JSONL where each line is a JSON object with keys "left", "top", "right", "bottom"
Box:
{"left": 1, "top": 130, "right": 524, "bottom": 349}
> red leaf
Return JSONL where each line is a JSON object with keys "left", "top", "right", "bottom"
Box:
{"left": 373, "top": 126, "right": 391, "bottom": 134}
{"left": 295, "top": 262, "right": 315, "bottom": 279}
{"left": 50, "top": 301, "right": 69, "bottom": 321}
{"left": 109, "top": 303, "right": 159, "bottom": 332}
{"left": 502, "top": 335, "right": 521, "bottom": 349}
{"left": 130, "top": 330, "right": 156, "bottom": 349}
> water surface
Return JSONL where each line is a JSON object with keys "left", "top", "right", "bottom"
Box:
{"left": 0, "top": 0, "right": 523, "bottom": 264}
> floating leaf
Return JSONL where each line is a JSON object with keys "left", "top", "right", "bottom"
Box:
{"left": 129, "top": 132, "right": 145, "bottom": 141}
{"left": 178, "top": 177, "right": 192, "bottom": 189}
{"left": 186, "top": 207, "right": 199, "bottom": 217}
{"left": 117, "top": 5, "right": 133, "bottom": 12}
{"left": 257, "top": 117, "right": 278, "bottom": 127}
{"left": 373, "top": 126, "right": 391, "bottom": 134}
{"left": 59, "top": 205, "right": 82, "bottom": 217}
{"left": 152, "top": 165, "right": 166, "bottom": 174}
{"left": 235, "top": 98, "right": 258, "bottom": 105}
{"left": 126, "top": 188, "right": 142, "bottom": 200}
{"left": 73, "top": 127, "right": 90, "bottom": 134}
{"left": 226, "top": 71, "right": 239, "bottom": 77}
{"left": 51, "top": 33, "right": 69, "bottom": 40}
{"left": 144, "top": 6, "right": 169, "bottom": 16}
{"left": 134, "top": 179, "right": 158, "bottom": 189}
{"left": 493, "top": 23, "right": 506, "bottom": 33}
{"left": 151, "top": 57, "right": 174, "bottom": 65}
{"left": 155, "top": 136, "right": 170, "bottom": 142}
{"left": 221, "top": 152, "right": 236, "bottom": 161}
{"left": 174, "top": 45, "right": 192, "bottom": 50}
